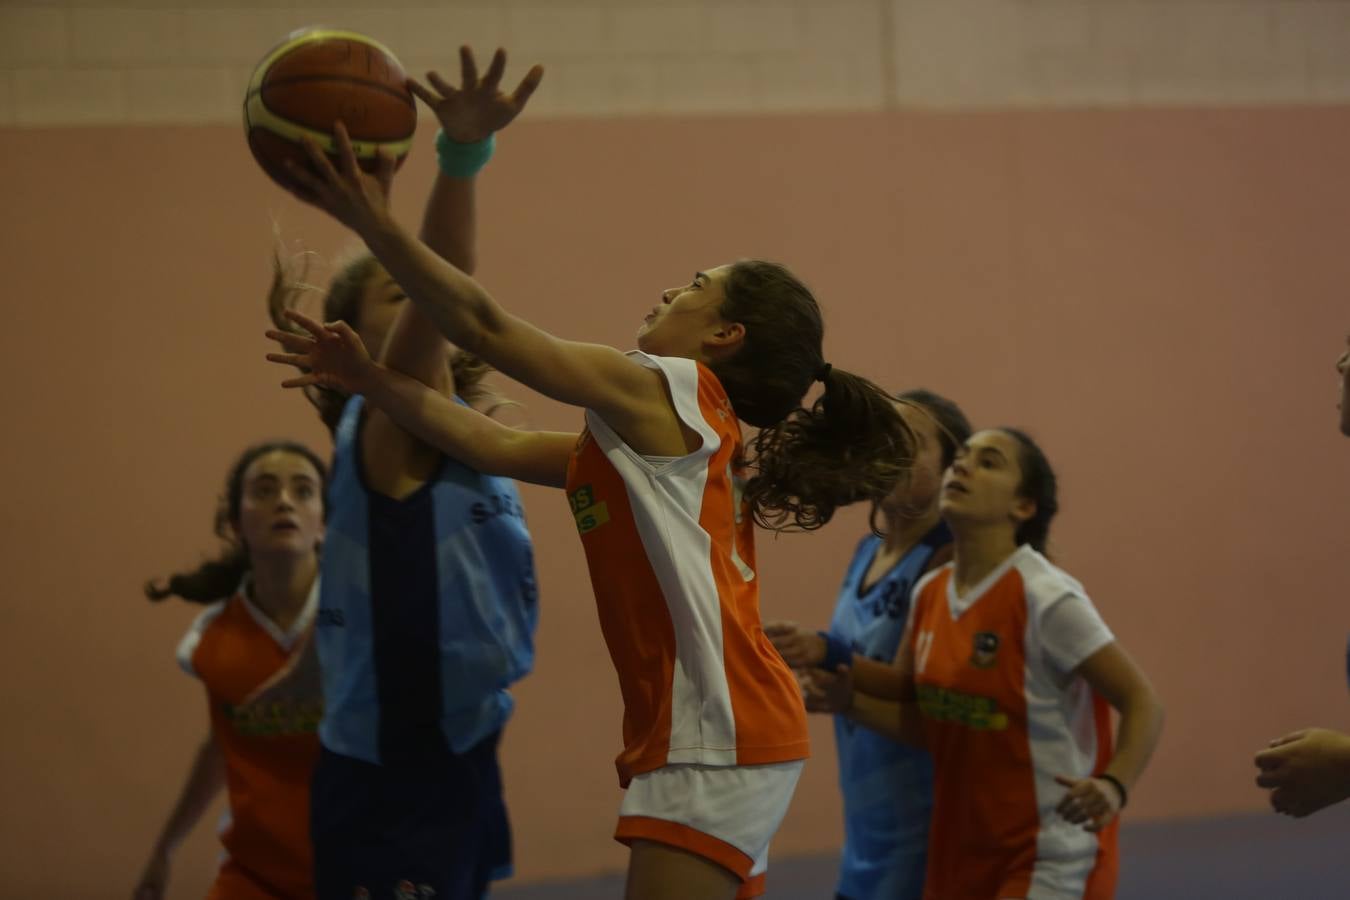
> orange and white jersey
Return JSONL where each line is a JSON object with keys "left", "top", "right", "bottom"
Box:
{"left": 908, "top": 546, "right": 1118, "bottom": 900}
{"left": 177, "top": 577, "right": 321, "bottom": 900}
{"left": 565, "top": 352, "right": 809, "bottom": 787}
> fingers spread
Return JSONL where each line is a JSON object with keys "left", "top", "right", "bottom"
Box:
{"left": 283, "top": 308, "right": 327, "bottom": 336}
{"left": 283, "top": 158, "right": 327, "bottom": 199}
{"left": 330, "top": 320, "right": 363, "bottom": 343}
{"left": 513, "top": 64, "right": 545, "bottom": 106}
{"left": 427, "top": 70, "right": 457, "bottom": 100}
{"left": 299, "top": 136, "right": 340, "bottom": 184}
{"left": 482, "top": 47, "right": 507, "bottom": 89}
{"left": 375, "top": 149, "right": 396, "bottom": 194}
{"left": 266, "top": 351, "right": 311, "bottom": 367}
{"left": 407, "top": 77, "right": 439, "bottom": 108}
{"left": 332, "top": 121, "right": 359, "bottom": 178}
{"left": 265, "top": 329, "right": 314, "bottom": 350}
{"left": 459, "top": 45, "right": 479, "bottom": 87}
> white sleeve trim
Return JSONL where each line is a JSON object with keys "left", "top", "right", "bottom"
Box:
{"left": 175, "top": 600, "right": 227, "bottom": 678}
{"left": 1039, "top": 593, "right": 1115, "bottom": 676}
{"left": 584, "top": 352, "right": 721, "bottom": 476}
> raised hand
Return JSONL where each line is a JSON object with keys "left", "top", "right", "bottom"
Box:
{"left": 410, "top": 47, "right": 544, "bottom": 144}
{"left": 266, "top": 309, "right": 377, "bottom": 395}
{"left": 763, "top": 620, "right": 827, "bottom": 669}
{"left": 802, "top": 664, "right": 853, "bottom": 715}
{"left": 1053, "top": 775, "right": 1122, "bottom": 832}
{"left": 284, "top": 122, "right": 396, "bottom": 236}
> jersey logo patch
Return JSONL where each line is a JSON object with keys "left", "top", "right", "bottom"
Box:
{"left": 568, "top": 484, "right": 610, "bottom": 534}
{"left": 917, "top": 683, "right": 1008, "bottom": 731}
{"left": 970, "top": 631, "right": 1001, "bottom": 669}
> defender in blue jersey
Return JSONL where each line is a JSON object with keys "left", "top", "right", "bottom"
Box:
{"left": 766, "top": 390, "right": 970, "bottom": 900}
{"left": 264, "top": 48, "right": 545, "bottom": 899}
{"left": 310, "top": 394, "right": 537, "bottom": 898}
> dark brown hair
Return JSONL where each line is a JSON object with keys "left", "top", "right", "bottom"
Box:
{"left": 896, "top": 389, "right": 972, "bottom": 469}
{"left": 145, "top": 441, "right": 327, "bottom": 604}
{"left": 870, "top": 389, "right": 972, "bottom": 530}
{"left": 1000, "top": 427, "right": 1058, "bottom": 554}
{"left": 267, "top": 250, "right": 492, "bottom": 432}
{"left": 710, "top": 260, "right": 916, "bottom": 531}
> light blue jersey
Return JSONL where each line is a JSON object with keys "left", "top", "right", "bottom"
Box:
{"left": 828, "top": 523, "right": 948, "bottom": 900}
{"left": 316, "top": 396, "right": 539, "bottom": 765}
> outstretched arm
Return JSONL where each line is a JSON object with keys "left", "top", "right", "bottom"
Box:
{"left": 269, "top": 312, "right": 574, "bottom": 487}
{"left": 413, "top": 47, "right": 543, "bottom": 272}
{"left": 359, "top": 48, "right": 543, "bottom": 489}
{"left": 285, "top": 123, "right": 672, "bottom": 446}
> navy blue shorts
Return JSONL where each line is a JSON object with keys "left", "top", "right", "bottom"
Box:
{"left": 311, "top": 731, "right": 511, "bottom": 900}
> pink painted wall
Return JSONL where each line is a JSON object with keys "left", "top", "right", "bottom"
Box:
{"left": 1, "top": 107, "right": 1347, "bottom": 895}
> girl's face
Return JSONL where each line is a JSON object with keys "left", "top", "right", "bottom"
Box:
{"left": 1337, "top": 335, "right": 1349, "bottom": 437}
{"left": 939, "top": 429, "right": 1035, "bottom": 535}
{"left": 637, "top": 265, "right": 741, "bottom": 360}
{"left": 878, "top": 402, "right": 946, "bottom": 519}
{"left": 353, "top": 266, "right": 409, "bottom": 360}
{"left": 232, "top": 450, "right": 325, "bottom": 561}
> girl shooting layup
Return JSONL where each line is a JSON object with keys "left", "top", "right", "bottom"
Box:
{"left": 266, "top": 115, "right": 916, "bottom": 899}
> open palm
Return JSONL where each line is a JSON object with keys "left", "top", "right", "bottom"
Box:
{"left": 411, "top": 47, "right": 544, "bottom": 144}
{"left": 266, "top": 310, "right": 375, "bottom": 395}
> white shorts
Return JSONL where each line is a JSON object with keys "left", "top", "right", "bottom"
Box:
{"left": 615, "top": 759, "right": 806, "bottom": 898}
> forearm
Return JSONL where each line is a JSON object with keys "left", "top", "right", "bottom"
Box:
{"left": 362, "top": 214, "right": 503, "bottom": 358}
{"left": 358, "top": 360, "right": 571, "bottom": 485}
{"left": 418, "top": 172, "right": 478, "bottom": 275}
{"left": 845, "top": 693, "right": 926, "bottom": 747}
{"left": 849, "top": 654, "right": 907, "bottom": 701}
{"left": 1102, "top": 688, "right": 1165, "bottom": 793}
{"left": 151, "top": 737, "right": 225, "bottom": 856}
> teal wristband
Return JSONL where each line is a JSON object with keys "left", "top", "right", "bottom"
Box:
{"left": 434, "top": 130, "right": 495, "bottom": 178}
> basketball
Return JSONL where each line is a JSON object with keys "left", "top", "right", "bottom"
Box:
{"left": 244, "top": 28, "right": 417, "bottom": 193}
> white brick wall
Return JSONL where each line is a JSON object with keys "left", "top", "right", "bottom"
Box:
{"left": 12, "top": 67, "right": 126, "bottom": 125}
{"left": 0, "top": 8, "right": 69, "bottom": 67}
{"left": 2, "top": 0, "right": 1349, "bottom": 127}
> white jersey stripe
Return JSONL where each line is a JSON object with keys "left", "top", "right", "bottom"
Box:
{"left": 583, "top": 352, "right": 740, "bottom": 765}
{"left": 1016, "top": 551, "right": 1112, "bottom": 895}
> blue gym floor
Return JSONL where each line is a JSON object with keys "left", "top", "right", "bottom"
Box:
{"left": 494, "top": 802, "right": 1350, "bottom": 899}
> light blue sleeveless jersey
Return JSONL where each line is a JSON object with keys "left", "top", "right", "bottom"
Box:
{"left": 828, "top": 523, "right": 947, "bottom": 900}
{"left": 317, "top": 396, "right": 539, "bottom": 765}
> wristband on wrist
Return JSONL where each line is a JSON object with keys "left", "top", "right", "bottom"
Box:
{"left": 1097, "top": 773, "right": 1128, "bottom": 808}
{"left": 818, "top": 631, "right": 852, "bottom": 672}
{"left": 434, "top": 129, "right": 496, "bottom": 178}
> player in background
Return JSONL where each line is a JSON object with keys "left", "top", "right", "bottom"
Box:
{"left": 132, "top": 440, "right": 327, "bottom": 900}
{"left": 764, "top": 390, "right": 970, "bottom": 900}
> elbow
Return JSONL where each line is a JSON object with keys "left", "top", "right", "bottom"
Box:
{"left": 1123, "top": 683, "right": 1165, "bottom": 737}
{"left": 1141, "top": 679, "right": 1165, "bottom": 726}
{"left": 456, "top": 249, "right": 477, "bottom": 278}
